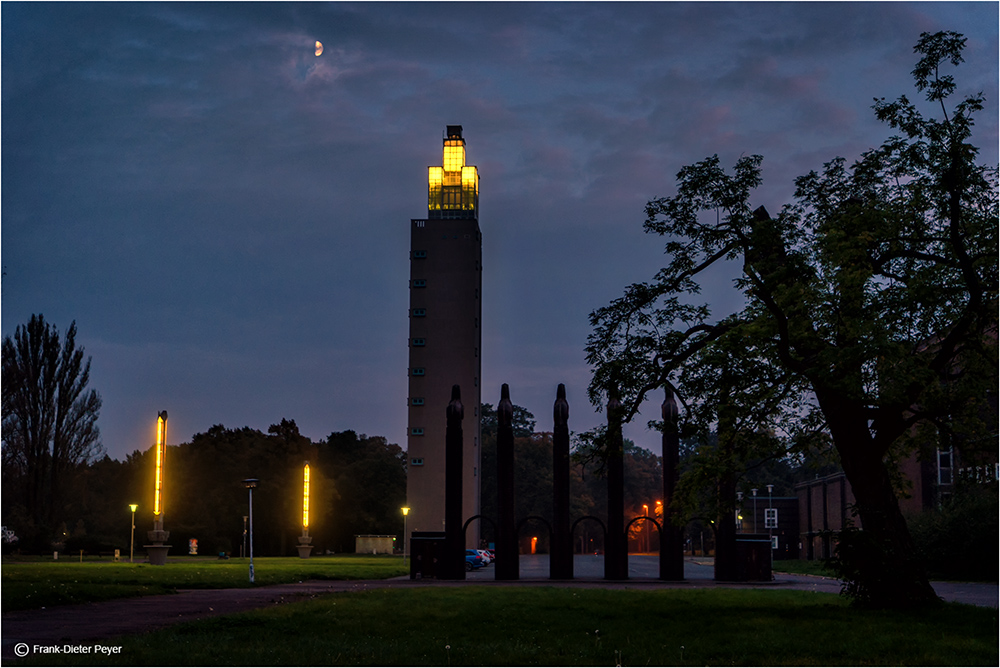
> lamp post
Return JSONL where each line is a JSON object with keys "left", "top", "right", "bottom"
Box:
{"left": 655, "top": 500, "right": 662, "bottom": 551}
{"left": 642, "top": 504, "right": 649, "bottom": 553}
{"left": 129, "top": 504, "right": 138, "bottom": 563}
{"left": 751, "top": 488, "right": 758, "bottom": 533}
{"left": 296, "top": 463, "right": 313, "bottom": 558}
{"left": 144, "top": 411, "right": 171, "bottom": 565}
{"left": 401, "top": 507, "right": 410, "bottom": 564}
{"left": 243, "top": 479, "right": 258, "bottom": 583}
{"left": 736, "top": 491, "right": 743, "bottom": 533}
{"left": 766, "top": 483, "right": 774, "bottom": 548}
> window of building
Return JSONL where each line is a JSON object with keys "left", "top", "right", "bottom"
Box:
{"left": 411, "top": 428, "right": 424, "bottom": 436}
{"left": 412, "top": 308, "right": 426, "bottom": 317}
{"left": 938, "top": 447, "right": 953, "bottom": 485}
{"left": 411, "top": 368, "right": 425, "bottom": 376}
{"left": 411, "top": 457, "right": 425, "bottom": 465}
{"left": 765, "top": 508, "right": 778, "bottom": 529}
{"left": 412, "top": 250, "right": 427, "bottom": 259}
{"left": 414, "top": 220, "right": 426, "bottom": 228}
{"left": 412, "top": 279, "right": 427, "bottom": 288}
{"left": 410, "top": 397, "right": 425, "bottom": 406}
{"left": 412, "top": 338, "right": 426, "bottom": 347}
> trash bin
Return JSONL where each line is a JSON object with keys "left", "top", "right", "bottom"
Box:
{"left": 410, "top": 531, "right": 447, "bottom": 580}
{"left": 735, "top": 534, "right": 772, "bottom": 581}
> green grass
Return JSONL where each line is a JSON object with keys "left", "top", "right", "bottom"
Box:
{"left": 19, "top": 587, "right": 998, "bottom": 666}
{"left": 771, "top": 559, "right": 837, "bottom": 577}
{"left": 1, "top": 555, "right": 408, "bottom": 611}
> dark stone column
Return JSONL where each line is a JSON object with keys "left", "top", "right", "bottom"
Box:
{"left": 551, "top": 384, "right": 573, "bottom": 579}
{"left": 660, "top": 387, "right": 685, "bottom": 580}
{"left": 605, "top": 393, "right": 628, "bottom": 580}
{"left": 443, "top": 385, "right": 466, "bottom": 580}
{"left": 495, "top": 384, "right": 519, "bottom": 580}
{"left": 714, "top": 395, "right": 738, "bottom": 582}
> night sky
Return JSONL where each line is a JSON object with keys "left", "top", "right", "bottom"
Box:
{"left": 3, "top": 2, "right": 997, "bottom": 461}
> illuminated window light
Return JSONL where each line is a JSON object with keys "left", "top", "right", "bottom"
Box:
{"left": 443, "top": 143, "right": 465, "bottom": 172}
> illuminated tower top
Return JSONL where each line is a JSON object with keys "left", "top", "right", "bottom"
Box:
{"left": 428, "top": 125, "right": 478, "bottom": 220}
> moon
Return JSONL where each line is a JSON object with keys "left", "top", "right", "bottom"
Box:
{"left": 315, "top": 41, "right": 323, "bottom": 57}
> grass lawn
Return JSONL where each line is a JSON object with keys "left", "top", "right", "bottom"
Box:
{"left": 17, "top": 587, "right": 998, "bottom": 666}
{"left": 1, "top": 555, "right": 408, "bottom": 611}
{"left": 771, "top": 559, "right": 837, "bottom": 578}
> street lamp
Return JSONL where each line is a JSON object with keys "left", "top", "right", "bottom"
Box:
{"left": 766, "top": 483, "right": 775, "bottom": 547}
{"left": 243, "top": 479, "right": 258, "bottom": 583}
{"left": 642, "top": 504, "right": 649, "bottom": 553}
{"left": 129, "top": 504, "right": 138, "bottom": 563}
{"left": 655, "top": 500, "right": 663, "bottom": 549}
{"left": 751, "top": 488, "right": 758, "bottom": 533}
{"left": 736, "top": 491, "right": 743, "bottom": 533}
{"left": 401, "top": 507, "right": 410, "bottom": 564}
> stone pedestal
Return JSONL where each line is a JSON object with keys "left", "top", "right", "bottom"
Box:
{"left": 296, "top": 533, "right": 312, "bottom": 559}
{"left": 145, "top": 528, "right": 171, "bottom": 565}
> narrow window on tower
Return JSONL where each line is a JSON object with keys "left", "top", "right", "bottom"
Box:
{"left": 411, "top": 428, "right": 424, "bottom": 436}
{"left": 411, "top": 368, "right": 426, "bottom": 376}
{"left": 412, "top": 308, "right": 426, "bottom": 317}
{"left": 412, "top": 279, "right": 427, "bottom": 288}
{"left": 412, "top": 250, "right": 428, "bottom": 259}
{"left": 412, "top": 338, "right": 426, "bottom": 347}
{"left": 410, "top": 397, "right": 425, "bottom": 406}
{"left": 411, "top": 457, "right": 425, "bottom": 465}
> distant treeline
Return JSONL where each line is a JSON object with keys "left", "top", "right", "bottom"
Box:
{"left": 3, "top": 419, "right": 406, "bottom": 556}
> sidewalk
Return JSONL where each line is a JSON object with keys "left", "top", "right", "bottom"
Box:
{"left": 3, "top": 569, "right": 996, "bottom": 662}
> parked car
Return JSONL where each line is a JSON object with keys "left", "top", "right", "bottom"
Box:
{"left": 485, "top": 549, "right": 496, "bottom": 561}
{"left": 477, "top": 549, "right": 492, "bottom": 565}
{"left": 465, "top": 549, "right": 484, "bottom": 571}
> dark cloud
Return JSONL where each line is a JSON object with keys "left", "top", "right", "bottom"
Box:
{"left": 3, "top": 2, "right": 996, "bottom": 457}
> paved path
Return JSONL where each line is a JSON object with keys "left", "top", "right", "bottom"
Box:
{"left": 3, "top": 556, "right": 995, "bottom": 662}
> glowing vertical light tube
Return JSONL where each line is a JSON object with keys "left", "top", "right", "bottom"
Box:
{"left": 302, "top": 463, "right": 311, "bottom": 530}
{"left": 153, "top": 412, "right": 167, "bottom": 517}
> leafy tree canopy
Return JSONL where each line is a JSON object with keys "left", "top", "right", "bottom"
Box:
{"left": 586, "top": 32, "right": 997, "bottom": 607}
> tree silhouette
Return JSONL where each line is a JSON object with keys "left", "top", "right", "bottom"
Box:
{"left": 2, "top": 315, "right": 103, "bottom": 547}
{"left": 586, "top": 32, "right": 996, "bottom": 607}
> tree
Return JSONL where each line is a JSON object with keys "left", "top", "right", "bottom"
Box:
{"left": 586, "top": 32, "right": 996, "bottom": 607}
{"left": 319, "top": 430, "right": 407, "bottom": 552}
{"left": 2, "top": 315, "right": 104, "bottom": 545}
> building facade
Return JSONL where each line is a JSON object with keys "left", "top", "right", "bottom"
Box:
{"left": 405, "top": 126, "right": 482, "bottom": 548}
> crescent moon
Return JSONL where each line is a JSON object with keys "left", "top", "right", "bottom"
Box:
{"left": 315, "top": 41, "right": 323, "bottom": 57}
